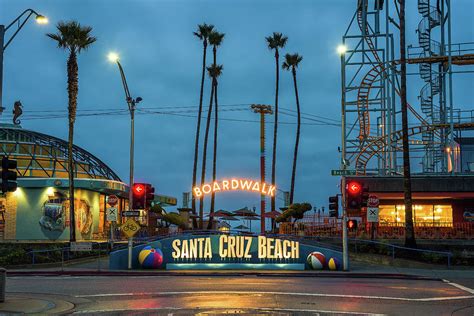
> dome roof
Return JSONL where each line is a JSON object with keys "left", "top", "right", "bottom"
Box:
{"left": 0, "top": 124, "right": 121, "bottom": 181}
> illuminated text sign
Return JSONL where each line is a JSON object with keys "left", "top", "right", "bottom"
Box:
{"left": 171, "top": 236, "right": 299, "bottom": 260}
{"left": 193, "top": 179, "right": 276, "bottom": 197}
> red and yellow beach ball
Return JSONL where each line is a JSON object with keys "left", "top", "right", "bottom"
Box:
{"left": 138, "top": 246, "right": 163, "bottom": 269}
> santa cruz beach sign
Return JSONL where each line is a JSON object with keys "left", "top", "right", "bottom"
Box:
{"left": 110, "top": 234, "right": 343, "bottom": 271}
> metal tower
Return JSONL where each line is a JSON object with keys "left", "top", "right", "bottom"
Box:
{"left": 341, "top": 0, "right": 474, "bottom": 176}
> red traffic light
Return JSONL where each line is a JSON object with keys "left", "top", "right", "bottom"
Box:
{"left": 133, "top": 183, "right": 145, "bottom": 196}
{"left": 347, "top": 181, "right": 361, "bottom": 195}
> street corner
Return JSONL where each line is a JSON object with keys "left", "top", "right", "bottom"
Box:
{"left": 0, "top": 293, "right": 76, "bottom": 314}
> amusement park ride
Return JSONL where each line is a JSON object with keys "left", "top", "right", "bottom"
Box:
{"left": 342, "top": 0, "right": 474, "bottom": 175}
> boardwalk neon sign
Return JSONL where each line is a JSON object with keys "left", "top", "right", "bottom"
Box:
{"left": 193, "top": 179, "right": 276, "bottom": 197}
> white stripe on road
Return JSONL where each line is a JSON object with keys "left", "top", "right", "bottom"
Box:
{"left": 443, "top": 279, "right": 474, "bottom": 294}
{"left": 74, "top": 290, "right": 474, "bottom": 302}
{"left": 73, "top": 306, "right": 386, "bottom": 315}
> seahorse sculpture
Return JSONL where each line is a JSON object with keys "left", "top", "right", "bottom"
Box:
{"left": 13, "top": 101, "right": 23, "bottom": 125}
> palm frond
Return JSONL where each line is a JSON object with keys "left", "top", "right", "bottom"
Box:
{"left": 47, "top": 20, "right": 96, "bottom": 53}
{"left": 266, "top": 32, "right": 288, "bottom": 50}
{"left": 209, "top": 31, "right": 225, "bottom": 47}
{"left": 206, "top": 64, "right": 223, "bottom": 79}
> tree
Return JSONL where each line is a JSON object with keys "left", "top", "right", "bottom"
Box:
{"left": 161, "top": 213, "right": 187, "bottom": 229}
{"left": 199, "top": 64, "right": 223, "bottom": 229}
{"left": 276, "top": 202, "right": 312, "bottom": 223}
{"left": 208, "top": 31, "right": 225, "bottom": 229}
{"left": 282, "top": 53, "right": 303, "bottom": 205}
{"left": 192, "top": 23, "right": 214, "bottom": 228}
{"left": 47, "top": 21, "right": 96, "bottom": 242}
{"left": 266, "top": 32, "right": 288, "bottom": 215}
{"left": 399, "top": 0, "right": 416, "bottom": 248}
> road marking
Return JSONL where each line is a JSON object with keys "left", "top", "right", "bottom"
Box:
{"left": 443, "top": 279, "right": 474, "bottom": 294}
{"left": 73, "top": 306, "right": 385, "bottom": 315}
{"left": 74, "top": 290, "right": 474, "bottom": 302}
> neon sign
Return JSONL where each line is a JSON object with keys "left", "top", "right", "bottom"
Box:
{"left": 193, "top": 179, "right": 276, "bottom": 197}
{"left": 171, "top": 236, "right": 299, "bottom": 260}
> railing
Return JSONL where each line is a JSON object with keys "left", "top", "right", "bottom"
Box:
{"left": 279, "top": 221, "right": 474, "bottom": 240}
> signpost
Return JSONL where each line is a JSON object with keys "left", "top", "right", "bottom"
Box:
{"left": 107, "top": 195, "right": 119, "bottom": 206}
{"left": 121, "top": 218, "right": 140, "bottom": 239}
{"left": 122, "top": 210, "right": 140, "bottom": 217}
{"left": 106, "top": 207, "right": 118, "bottom": 222}
{"left": 367, "top": 195, "right": 379, "bottom": 239}
{"left": 331, "top": 169, "right": 356, "bottom": 176}
{"left": 70, "top": 242, "right": 93, "bottom": 252}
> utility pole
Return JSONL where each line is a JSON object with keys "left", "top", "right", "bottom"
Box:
{"left": 251, "top": 104, "right": 273, "bottom": 235}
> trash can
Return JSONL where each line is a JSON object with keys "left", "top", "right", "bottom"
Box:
{"left": 0, "top": 268, "right": 6, "bottom": 302}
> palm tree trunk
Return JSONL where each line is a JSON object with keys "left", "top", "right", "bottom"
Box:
{"left": 208, "top": 46, "right": 218, "bottom": 230}
{"left": 191, "top": 41, "right": 208, "bottom": 229}
{"left": 199, "top": 79, "right": 215, "bottom": 229}
{"left": 289, "top": 67, "right": 301, "bottom": 205}
{"left": 67, "top": 50, "right": 78, "bottom": 242}
{"left": 208, "top": 79, "right": 218, "bottom": 229}
{"left": 400, "top": 0, "right": 416, "bottom": 248}
{"left": 271, "top": 50, "right": 279, "bottom": 216}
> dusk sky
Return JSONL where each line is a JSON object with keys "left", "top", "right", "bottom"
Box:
{"left": 2, "top": 0, "right": 473, "bottom": 228}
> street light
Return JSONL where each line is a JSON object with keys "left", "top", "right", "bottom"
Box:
{"left": 337, "top": 44, "right": 348, "bottom": 55}
{"left": 0, "top": 9, "right": 48, "bottom": 112}
{"left": 108, "top": 52, "right": 142, "bottom": 269}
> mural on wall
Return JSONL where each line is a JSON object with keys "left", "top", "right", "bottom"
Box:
{"left": 39, "top": 191, "right": 93, "bottom": 239}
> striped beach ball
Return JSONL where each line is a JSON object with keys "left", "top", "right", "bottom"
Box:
{"left": 328, "top": 257, "right": 341, "bottom": 271}
{"left": 138, "top": 246, "right": 163, "bottom": 269}
{"left": 307, "top": 251, "right": 326, "bottom": 270}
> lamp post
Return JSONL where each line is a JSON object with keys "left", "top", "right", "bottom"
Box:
{"left": 108, "top": 52, "right": 142, "bottom": 269}
{"left": 0, "top": 9, "right": 47, "bottom": 113}
{"left": 338, "top": 43, "right": 349, "bottom": 271}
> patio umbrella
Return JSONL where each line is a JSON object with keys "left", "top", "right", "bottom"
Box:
{"left": 234, "top": 224, "right": 249, "bottom": 230}
{"left": 264, "top": 210, "right": 281, "bottom": 218}
{"left": 233, "top": 207, "right": 257, "bottom": 217}
{"left": 214, "top": 209, "right": 235, "bottom": 217}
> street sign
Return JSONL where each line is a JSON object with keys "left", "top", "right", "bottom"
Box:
{"left": 331, "top": 169, "right": 356, "bottom": 176}
{"left": 107, "top": 207, "right": 118, "bottom": 222}
{"left": 107, "top": 195, "right": 119, "bottom": 206}
{"left": 368, "top": 195, "right": 379, "bottom": 207}
{"left": 122, "top": 210, "right": 140, "bottom": 217}
{"left": 367, "top": 207, "right": 379, "bottom": 222}
{"left": 121, "top": 218, "right": 140, "bottom": 238}
{"left": 70, "top": 242, "right": 93, "bottom": 252}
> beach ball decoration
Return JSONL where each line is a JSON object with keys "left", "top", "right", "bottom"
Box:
{"left": 327, "top": 257, "right": 341, "bottom": 271}
{"left": 138, "top": 246, "right": 163, "bottom": 269}
{"left": 307, "top": 251, "right": 326, "bottom": 270}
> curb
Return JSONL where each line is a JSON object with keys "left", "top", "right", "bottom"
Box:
{"left": 5, "top": 270, "right": 442, "bottom": 281}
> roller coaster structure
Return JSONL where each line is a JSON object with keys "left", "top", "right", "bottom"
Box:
{"left": 341, "top": 0, "right": 474, "bottom": 176}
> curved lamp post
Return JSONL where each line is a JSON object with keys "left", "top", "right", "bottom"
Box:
{"left": 0, "top": 9, "right": 48, "bottom": 112}
{"left": 108, "top": 52, "right": 142, "bottom": 269}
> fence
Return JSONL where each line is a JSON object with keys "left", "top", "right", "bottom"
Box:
{"left": 279, "top": 221, "right": 474, "bottom": 240}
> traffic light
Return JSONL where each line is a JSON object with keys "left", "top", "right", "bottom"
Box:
{"left": 347, "top": 219, "right": 358, "bottom": 231}
{"left": 1, "top": 157, "right": 17, "bottom": 193}
{"left": 131, "top": 183, "right": 155, "bottom": 209}
{"left": 132, "top": 183, "right": 146, "bottom": 209}
{"left": 145, "top": 184, "right": 155, "bottom": 208}
{"left": 328, "top": 195, "right": 339, "bottom": 218}
{"left": 346, "top": 181, "right": 362, "bottom": 210}
{"left": 361, "top": 186, "right": 369, "bottom": 208}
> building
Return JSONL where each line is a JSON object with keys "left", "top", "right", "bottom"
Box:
{"left": 0, "top": 124, "right": 176, "bottom": 242}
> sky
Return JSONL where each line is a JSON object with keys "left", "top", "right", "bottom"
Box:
{"left": 1, "top": 0, "right": 473, "bottom": 230}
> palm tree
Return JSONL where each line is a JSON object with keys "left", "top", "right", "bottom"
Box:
{"left": 283, "top": 53, "right": 303, "bottom": 205}
{"left": 399, "top": 0, "right": 416, "bottom": 247}
{"left": 208, "top": 31, "right": 225, "bottom": 229}
{"left": 199, "top": 64, "right": 223, "bottom": 229}
{"left": 47, "top": 21, "right": 96, "bottom": 242}
{"left": 192, "top": 23, "right": 214, "bottom": 228}
{"left": 266, "top": 32, "right": 288, "bottom": 214}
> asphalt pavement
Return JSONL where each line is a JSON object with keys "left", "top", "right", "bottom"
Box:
{"left": 2, "top": 273, "right": 474, "bottom": 315}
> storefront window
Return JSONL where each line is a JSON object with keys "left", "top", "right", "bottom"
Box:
{"left": 379, "top": 204, "right": 453, "bottom": 227}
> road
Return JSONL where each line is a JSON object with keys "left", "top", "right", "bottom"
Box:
{"left": 4, "top": 274, "right": 474, "bottom": 315}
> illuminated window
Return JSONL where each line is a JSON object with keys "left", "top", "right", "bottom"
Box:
{"left": 379, "top": 204, "right": 453, "bottom": 227}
